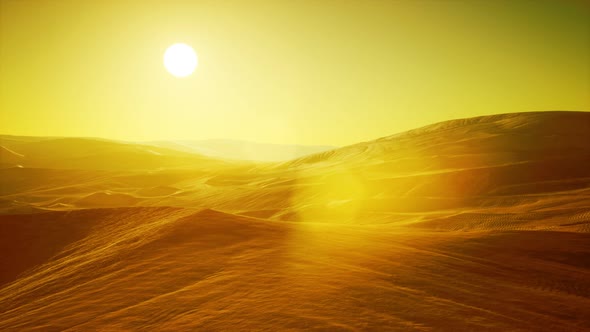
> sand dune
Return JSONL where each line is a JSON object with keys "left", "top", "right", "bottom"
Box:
{"left": 75, "top": 192, "right": 142, "bottom": 207}
{"left": 0, "top": 145, "right": 24, "bottom": 167}
{"left": 0, "top": 136, "right": 238, "bottom": 171}
{"left": 1, "top": 208, "right": 589, "bottom": 331}
{"left": 1, "top": 111, "right": 590, "bottom": 330}
{"left": 136, "top": 185, "right": 180, "bottom": 197}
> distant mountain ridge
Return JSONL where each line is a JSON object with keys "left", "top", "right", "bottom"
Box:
{"left": 145, "top": 139, "right": 336, "bottom": 162}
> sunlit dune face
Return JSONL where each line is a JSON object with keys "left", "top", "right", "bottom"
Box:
{"left": 290, "top": 168, "right": 368, "bottom": 224}
{"left": 163, "top": 43, "right": 198, "bottom": 77}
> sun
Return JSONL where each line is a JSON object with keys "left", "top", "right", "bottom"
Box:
{"left": 163, "top": 43, "right": 198, "bottom": 78}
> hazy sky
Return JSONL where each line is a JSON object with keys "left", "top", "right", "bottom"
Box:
{"left": 1, "top": 0, "right": 589, "bottom": 145}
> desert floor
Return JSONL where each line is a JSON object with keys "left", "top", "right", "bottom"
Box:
{"left": 1, "top": 111, "right": 590, "bottom": 331}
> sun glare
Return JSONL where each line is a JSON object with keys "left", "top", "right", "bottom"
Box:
{"left": 163, "top": 43, "right": 198, "bottom": 77}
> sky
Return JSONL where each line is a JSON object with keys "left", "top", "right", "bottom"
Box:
{"left": 1, "top": 0, "right": 589, "bottom": 146}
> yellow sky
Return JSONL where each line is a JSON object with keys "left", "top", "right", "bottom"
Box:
{"left": 1, "top": 0, "right": 589, "bottom": 145}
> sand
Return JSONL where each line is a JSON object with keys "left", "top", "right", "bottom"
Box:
{"left": 1, "top": 111, "right": 589, "bottom": 331}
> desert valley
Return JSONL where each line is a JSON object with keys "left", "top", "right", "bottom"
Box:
{"left": 1, "top": 111, "right": 589, "bottom": 331}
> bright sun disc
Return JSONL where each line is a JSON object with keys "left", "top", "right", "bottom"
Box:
{"left": 164, "top": 43, "right": 198, "bottom": 77}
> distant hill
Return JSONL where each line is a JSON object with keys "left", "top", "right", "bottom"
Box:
{"left": 146, "top": 139, "right": 336, "bottom": 162}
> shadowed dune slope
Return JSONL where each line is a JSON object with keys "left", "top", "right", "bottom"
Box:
{"left": 1, "top": 208, "right": 590, "bottom": 331}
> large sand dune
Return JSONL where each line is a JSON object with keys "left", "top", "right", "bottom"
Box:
{"left": 1, "top": 111, "right": 590, "bottom": 330}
